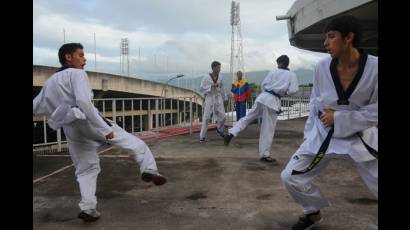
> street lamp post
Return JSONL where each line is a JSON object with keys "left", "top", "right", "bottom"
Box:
{"left": 161, "top": 74, "right": 184, "bottom": 128}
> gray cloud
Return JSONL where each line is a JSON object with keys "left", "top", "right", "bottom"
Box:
{"left": 34, "top": 0, "right": 328, "bottom": 78}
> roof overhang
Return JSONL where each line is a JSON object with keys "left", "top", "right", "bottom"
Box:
{"left": 278, "top": 0, "right": 378, "bottom": 55}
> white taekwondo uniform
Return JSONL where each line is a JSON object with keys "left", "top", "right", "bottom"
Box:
{"left": 281, "top": 53, "right": 378, "bottom": 214}
{"left": 199, "top": 73, "right": 227, "bottom": 140}
{"left": 33, "top": 68, "right": 159, "bottom": 211}
{"left": 228, "top": 68, "right": 299, "bottom": 158}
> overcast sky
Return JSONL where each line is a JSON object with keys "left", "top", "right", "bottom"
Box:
{"left": 33, "top": 0, "right": 327, "bottom": 78}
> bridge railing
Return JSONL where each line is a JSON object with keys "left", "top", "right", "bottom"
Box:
{"left": 33, "top": 94, "right": 310, "bottom": 152}
{"left": 223, "top": 94, "right": 310, "bottom": 123}
{"left": 33, "top": 96, "right": 202, "bottom": 153}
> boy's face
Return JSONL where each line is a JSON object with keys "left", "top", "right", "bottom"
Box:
{"left": 237, "top": 72, "right": 242, "bottom": 80}
{"left": 65, "top": 48, "right": 87, "bottom": 69}
{"left": 212, "top": 65, "right": 221, "bottom": 74}
{"left": 324, "top": 30, "right": 353, "bottom": 58}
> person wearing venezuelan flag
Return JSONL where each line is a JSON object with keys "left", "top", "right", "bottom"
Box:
{"left": 231, "top": 70, "right": 251, "bottom": 121}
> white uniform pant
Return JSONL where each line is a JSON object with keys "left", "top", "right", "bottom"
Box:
{"left": 281, "top": 150, "right": 378, "bottom": 214}
{"left": 200, "top": 102, "right": 225, "bottom": 139}
{"left": 228, "top": 102, "right": 278, "bottom": 158}
{"left": 63, "top": 120, "right": 158, "bottom": 211}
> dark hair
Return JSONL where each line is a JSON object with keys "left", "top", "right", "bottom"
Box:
{"left": 58, "top": 43, "right": 84, "bottom": 66}
{"left": 276, "top": 55, "right": 289, "bottom": 68}
{"left": 324, "top": 15, "right": 362, "bottom": 47}
{"left": 211, "top": 61, "right": 221, "bottom": 69}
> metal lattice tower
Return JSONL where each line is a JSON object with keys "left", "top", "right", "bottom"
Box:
{"left": 120, "top": 38, "right": 129, "bottom": 76}
{"left": 230, "top": 1, "right": 245, "bottom": 80}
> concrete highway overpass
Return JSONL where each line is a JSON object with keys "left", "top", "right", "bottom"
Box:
{"left": 33, "top": 65, "right": 204, "bottom": 144}
{"left": 33, "top": 65, "right": 203, "bottom": 104}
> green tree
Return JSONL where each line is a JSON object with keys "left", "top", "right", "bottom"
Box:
{"left": 248, "top": 82, "right": 260, "bottom": 95}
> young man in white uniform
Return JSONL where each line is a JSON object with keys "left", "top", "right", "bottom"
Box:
{"left": 224, "top": 55, "right": 299, "bottom": 163}
{"left": 199, "top": 61, "right": 228, "bottom": 142}
{"left": 280, "top": 16, "right": 378, "bottom": 230}
{"left": 33, "top": 43, "right": 167, "bottom": 222}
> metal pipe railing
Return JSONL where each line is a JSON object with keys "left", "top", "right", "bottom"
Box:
{"left": 33, "top": 94, "right": 310, "bottom": 151}
{"left": 224, "top": 94, "right": 310, "bottom": 123}
{"left": 33, "top": 96, "right": 202, "bottom": 150}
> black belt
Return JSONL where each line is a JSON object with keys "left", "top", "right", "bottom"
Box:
{"left": 266, "top": 90, "right": 282, "bottom": 99}
{"left": 292, "top": 111, "right": 333, "bottom": 175}
{"left": 291, "top": 111, "right": 378, "bottom": 175}
{"left": 357, "top": 132, "right": 378, "bottom": 159}
{"left": 71, "top": 106, "right": 113, "bottom": 127}
{"left": 99, "top": 113, "right": 113, "bottom": 127}
{"left": 266, "top": 90, "right": 282, "bottom": 114}
{"left": 265, "top": 90, "right": 283, "bottom": 115}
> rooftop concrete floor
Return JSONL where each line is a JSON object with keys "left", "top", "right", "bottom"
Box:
{"left": 33, "top": 117, "right": 377, "bottom": 230}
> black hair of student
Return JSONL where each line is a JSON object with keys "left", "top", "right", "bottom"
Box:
{"left": 276, "top": 55, "right": 289, "bottom": 68}
{"left": 58, "top": 43, "right": 84, "bottom": 66}
{"left": 211, "top": 61, "right": 221, "bottom": 69}
{"left": 323, "top": 15, "right": 362, "bottom": 48}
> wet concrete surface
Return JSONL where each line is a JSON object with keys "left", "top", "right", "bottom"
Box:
{"left": 33, "top": 118, "right": 377, "bottom": 229}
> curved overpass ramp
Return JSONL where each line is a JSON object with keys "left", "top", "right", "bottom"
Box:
{"left": 33, "top": 65, "right": 203, "bottom": 105}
